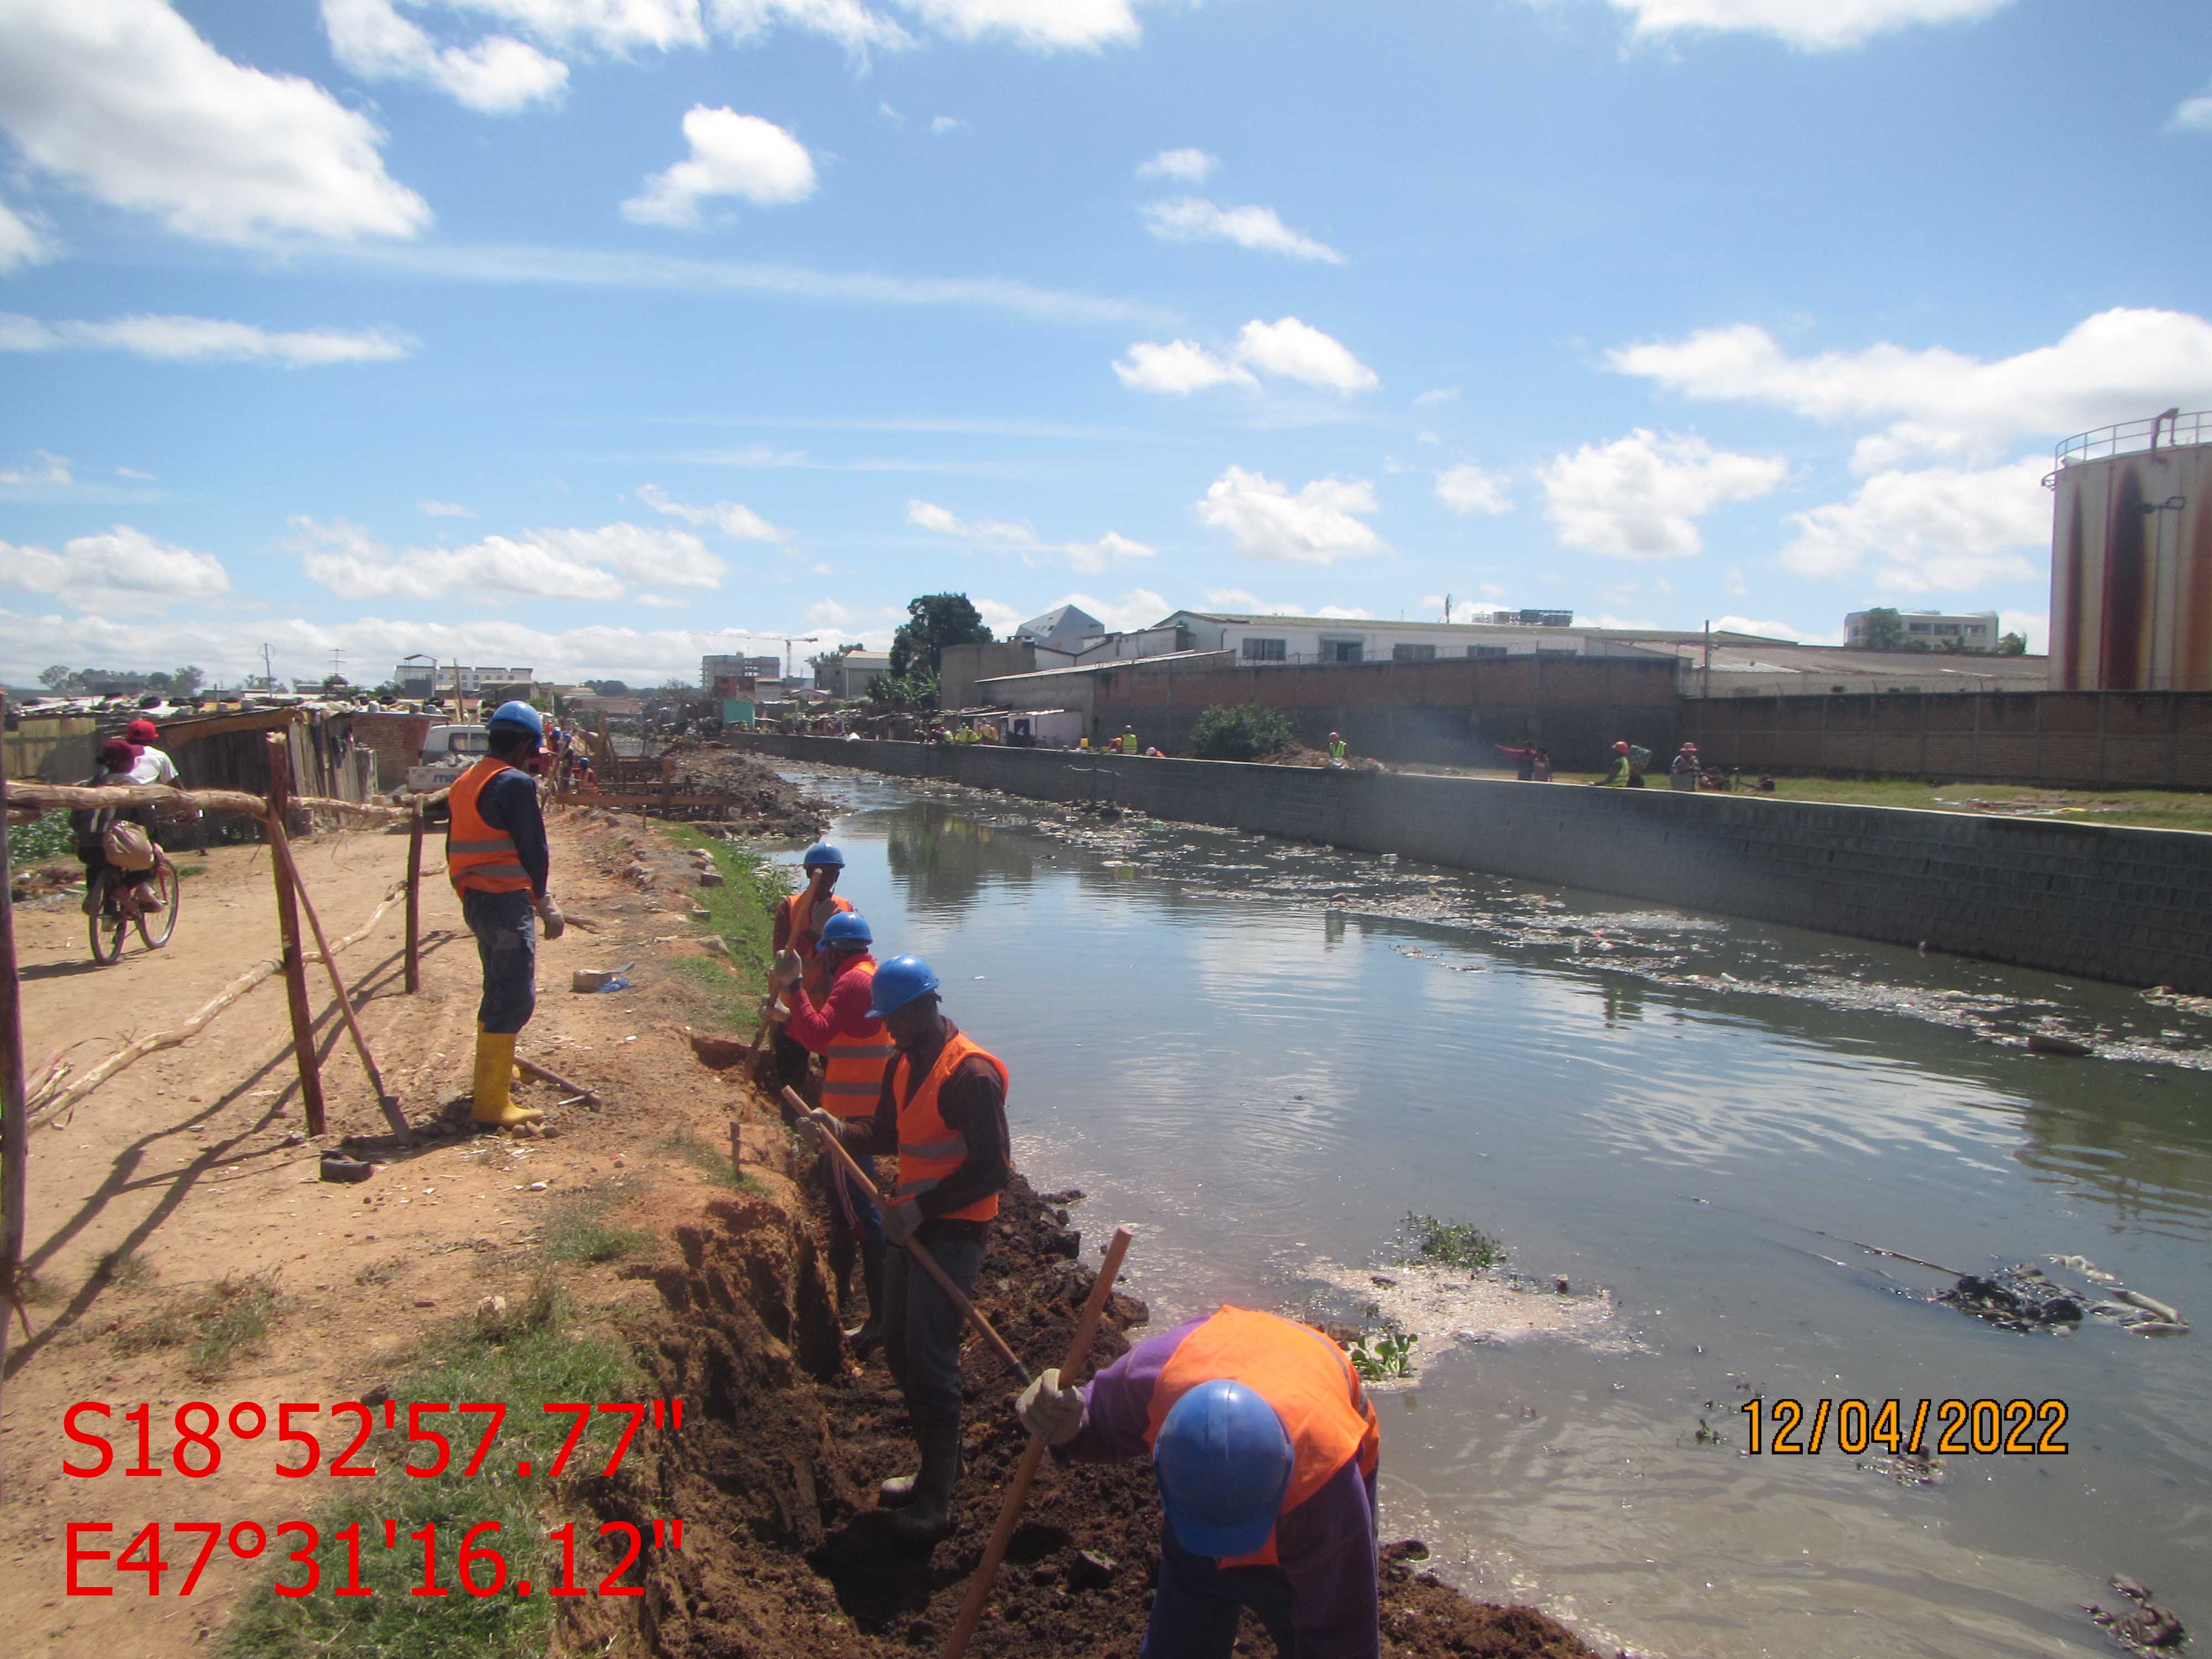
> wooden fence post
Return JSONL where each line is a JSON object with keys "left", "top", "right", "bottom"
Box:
{"left": 0, "top": 695, "right": 32, "bottom": 1497}
{"left": 404, "top": 803, "right": 423, "bottom": 994}
{"left": 265, "top": 734, "right": 327, "bottom": 1136}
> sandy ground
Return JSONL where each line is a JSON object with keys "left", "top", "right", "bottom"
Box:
{"left": 0, "top": 805, "right": 793, "bottom": 1656}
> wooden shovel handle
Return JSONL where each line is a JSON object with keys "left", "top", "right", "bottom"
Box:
{"left": 941, "top": 1225, "right": 1136, "bottom": 1659}
{"left": 781, "top": 1086, "right": 1031, "bottom": 1383}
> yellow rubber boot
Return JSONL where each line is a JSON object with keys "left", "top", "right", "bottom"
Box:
{"left": 471, "top": 1031, "right": 542, "bottom": 1128}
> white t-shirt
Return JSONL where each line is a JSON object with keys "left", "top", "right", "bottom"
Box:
{"left": 130, "top": 745, "right": 179, "bottom": 785}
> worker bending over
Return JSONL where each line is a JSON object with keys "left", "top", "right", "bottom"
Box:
{"left": 772, "top": 909, "right": 896, "bottom": 1354}
{"left": 447, "top": 701, "right": 565, "bottom": 1128}
{"left": 1018, "top": 1306, "right": 1381, "bottom": 1659}
{"left": 801, "top": 955, "right": 1010, "bottom": 1545}
{"left": 768, "top": 842, "right": 854, "bottom": 1100}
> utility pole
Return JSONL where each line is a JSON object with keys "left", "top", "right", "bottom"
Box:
{"left": 1444, "top": 593, "right": 1453, "bottom": 624}
{"left": 262, "top": 642, "right": 274, "bottom": 691}
{"left": 1702, "top": 619, "right": 1713, "bottom": 701}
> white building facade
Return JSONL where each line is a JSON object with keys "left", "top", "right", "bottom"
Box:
{"left": 1157, "top": 611, "right": 1653, "bottom": 665}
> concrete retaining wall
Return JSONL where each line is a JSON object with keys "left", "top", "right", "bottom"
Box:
{"left": 739, "top": 733, "right": 2212, "bottom": 993}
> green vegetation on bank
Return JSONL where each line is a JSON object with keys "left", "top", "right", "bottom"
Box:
{"left": 1190, "top": 703, "right": 1298, "bottom": 762}
{"left": 221, "top": 1285, "right": 640, "bottom": 1659}
{"left": 1735, "top": 776, "right": 2212, "bottom": 833}
{"left": 1404, "top": 1213, "right": 1504, "bottom": 1271}
{"left": 8, "top": 807, "right": 72, "bottom": 864}
{"left": 657, "top": 823, "right": 792, "bottom": 1018}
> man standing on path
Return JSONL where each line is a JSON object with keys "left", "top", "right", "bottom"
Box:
{"left": 772, "top": 909, "right": 896, "bottom": 1354}
{"left": 1669, "top": 743, "right": 1699, "bottom": 790}
{"left": 447, "top": 700, "right": 565, "bottom": 1129}
{"left": 1015, "top": 1305, "right": 1382, "bottom": 1659}
{"left": 801, "top": 954, "right": 1010, "bottom": 1546}
{"left": 767, "top": 842, "right": 855, "bottom": 1102}
{"left": 1593, "top": 740, "right": 1637, "bottom": 787}
{"left": 1328, "top": 731, "right": 1348, "bottom": 767}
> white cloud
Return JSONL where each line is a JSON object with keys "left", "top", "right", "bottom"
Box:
{"left": 1710, "top": 614, "right": 1835, "bottom": 643}
{"left": 1232, "top": 317, "right": 1377, "bottom": 393}
{"left": 117, "top": 466, "right": 156, "bottom": 481}
{"left": 893, "top": 0, "right": 1139, "bottom": 51}
{"left": 634, "top": 591, "right": 686, "bottom": 608}
{"left": 1138, "top": 148, "right": 1217, "bottom": 183}
{"left": 1140, "top": 198, "right": 1344, "bottom": 264}
{"left": 2000, "top": 608, "right": 2045, "bottom": 654}
{"left": 1582, "top": 0, "right": 2013, "bottom": 51}
{"left": 2174, "top": 84, "right": 2212, "bottom": 132}
{"left": 1201, "top": 587, "right": 1373, "bottom": 619}
{"left": 930, "top": 114, "right": 966, "bottom": 134}
{"left": 0, "top": 312, "right": 415, "bottom": 367}
{"left": 419, "top": 499, "right": 476, "bottom": 518}
{"left": 321, "top": 0, "right": 567, "bottom": 112}
{"left": 1611, "top": 307, "right": 2212, "bottom": 471}
{"left": 905, "top": 499, "right": 1154, "bottom": 574}
{"left": 1435, "top": 463, "right": 1512, "bottom": 517}
{"left": 1113, "top": 338, "right": 1258, "bottom": 395}
{"left": 1541, "top": 429, "right": 1786, "bottom": 559}
{"left": 1, "top": 524, "right": 231, "bottom": 612}
{"left": 1196, "top": 467, "right": 1386, "bottom": 565}
{"left": 637, "top": 482, "right": 784, "bottom": 542}
{"left": 622, "top": 107, "right": 818, "bottom": 228}
{"left": 879, "top": 101, "right": 905, "bottom": 124}
{"left": 289, "top": 516, "right": 725, "bottom": 601}
{"left": 0, "top": 200, "right": 53, "bottom": 271}
{"left": 1413, "top": 386, "right": 1460, "bottom": 406}
{"left": 1115, "top": 318, "right": 1374, "bottom": 397}
{"left": 0, "top": 450, "right": 71, "bottom": 487}
{"left": 0, "top": 0, "right": 430, "bottom": 244}
{"left": 711, "top": 0, "right": 914, "bottom": 55}
{"left": 1778, "top": 458, "right": 2047, "bottom": 593}
{"left": 1722, "top": 564, "right": 1749, "bottom": 596}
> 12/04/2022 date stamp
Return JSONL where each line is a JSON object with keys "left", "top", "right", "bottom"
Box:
{"left": 1741, "top": 1398, "right": 2068, "bottom": 1455}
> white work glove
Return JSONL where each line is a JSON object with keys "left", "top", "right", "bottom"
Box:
{"left": 1016, "top": 1368, "right": 1087, "bottom": 1446}
{"left": 534, "top": 893, "right": 566, "bottom": 940}
{"left": 881, "top": 1197, "right": 923, "bottom": 1246}
{"left": 768, "top": 948, "right": 802, "bottom": 990}
{"left": 796, "top": 1108, "right": 839, "bottom": 1154}
{"left": 766, "top": 1000, "right": 791, "bottom": 1024}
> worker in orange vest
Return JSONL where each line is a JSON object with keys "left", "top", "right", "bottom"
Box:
{"left": 770, "top": 909, "right": 896, "bottom": 1354}
{"left": 766, "top": 842, "right": 854, "bottom": 1103}
{"left": 1016, "top": 1306, "right": 1382, "bottom": 1658}
{"left": 446, "top": 702, "right": 565, "bottom": 1128}
{"left": 800, "top": 954, "right": 1009, "bottom": 1545}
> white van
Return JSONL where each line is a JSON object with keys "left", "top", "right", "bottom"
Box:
{"left": 403, "top": 724, "right": 491, "bottom": 807}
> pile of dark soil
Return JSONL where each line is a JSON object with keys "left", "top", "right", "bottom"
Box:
{"left": 657, "top": 741, "right": 832, "bottom": 838}
{"left": 599, "top": 1170, "right": 1608, "bottom": 1658}
{"left": 1936, "top": 1264, "right": 2084, "bottom": 1333}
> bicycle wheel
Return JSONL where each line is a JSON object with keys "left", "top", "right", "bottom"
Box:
{"left": 135, "top": 858, "right": 180, "bottom": 950}
{"left": 87, "top": 874, "right": 127, "bottom": 964}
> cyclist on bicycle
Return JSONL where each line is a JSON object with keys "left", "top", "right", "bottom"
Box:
{"left": 72, "top": 738, "right": 156, "bottom": 915}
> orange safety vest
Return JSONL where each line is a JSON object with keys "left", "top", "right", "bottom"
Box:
{"left": 446, "top": 757, "right": 535, "bottom": 895}
{"left": 818, "top": 958, "right": 898, "bottom": 1120}
{"left": 778, "top": 889, "right": 854, "bottom": 1009}
{"left": 1143, "top": 1307, "right": 1380, "bottom": 1568}
{"left": 890, "top": 1031, "right": 1008, "bottom": 1223}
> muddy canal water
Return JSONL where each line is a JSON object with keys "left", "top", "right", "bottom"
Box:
{"left": 777, "top": 768, "right": 2209, "bottom": 1659}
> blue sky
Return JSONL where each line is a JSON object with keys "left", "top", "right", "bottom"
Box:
{"left": 3, "top": 0, "right": 2211, "bottom": 686}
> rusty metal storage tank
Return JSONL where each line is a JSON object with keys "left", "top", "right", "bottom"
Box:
{"left": 2049, "top": 409, "right": 2212, "bottom": 690}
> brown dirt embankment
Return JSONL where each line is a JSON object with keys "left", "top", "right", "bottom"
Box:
{"left": 598, "top": 1165, "right": 1609, "bottom": 1658}
{"left": 655, "top": 741, "right": 831, "bottom": 838}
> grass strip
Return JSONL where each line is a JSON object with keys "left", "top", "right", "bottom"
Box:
{"left": 220, "top": 1284, "right": 641, "bottom": 1659}
{"left": 539, "top": 1186, "right": 654, "bottom": 1265}
{"left": 657, "top": 822, "right": 789, "bottom": 995}
{"left": 114, "top": 1276, "right": 281, "bottom": 1380}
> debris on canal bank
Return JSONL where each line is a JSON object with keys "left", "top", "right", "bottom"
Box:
{"left": 2086, "top": 1575, "right": 2188, "bottom": 1657}
{"left": 1303, "top": 1258, "right": 1620, "bottom": 1368}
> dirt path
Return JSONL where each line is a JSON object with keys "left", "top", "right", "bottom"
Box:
{"left": 1, "top": 806, "right": 791, "bottom": 1656}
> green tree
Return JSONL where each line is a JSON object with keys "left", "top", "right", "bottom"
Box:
{"left": 171, "top": 665, "right": 205, "bottom": 697}
{"left": 1189, "top": 703, "right": 1297, "bottom": 761}
{"left": 889, "top": 593, "right": 992, "bottom": 678}
{"left": 1996, "top": 631, "right": 2028, "bottom": 656}
{"left": 1853, "top": 607, "right": 1906, "bottom": 650}
{"left": 868, "top": 670, "right": 939, "bottom": 711}
{"left": 38, "top": 665, "right": 72, "bottom": 689}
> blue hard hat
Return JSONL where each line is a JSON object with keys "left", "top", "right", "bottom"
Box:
{"left": 867, "top": 954, "right": 941, "bottom": 1019}
{"left": 801, "top": 842, "right": 846, "bottom": 868}
{"left": 488, "top": 701, "right": 544, "bottom": 741}
{"left": 818, "top": 911, "right": 872, "bottom": 948}
{"left": 1152, "top": 1381, "right": 1293, "bottom": 1559}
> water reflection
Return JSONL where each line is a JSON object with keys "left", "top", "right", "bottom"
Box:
{"left": 883, "top": 802, "right": 1038, "bottom": 914}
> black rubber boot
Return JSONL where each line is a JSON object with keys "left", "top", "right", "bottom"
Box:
{"left": 847, "top": 1241, "right": 886, "bottom": 1362}
{"left": 884, "top": 1412, "right": 962, "bottom": 1546}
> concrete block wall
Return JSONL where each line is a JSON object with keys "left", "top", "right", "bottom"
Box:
{"left": 742, "top": 733, "right": 2212, "bottom": 993}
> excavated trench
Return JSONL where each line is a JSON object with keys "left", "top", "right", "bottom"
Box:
{"left": 583, "top": 1171, "right": 1605, "bottom": 1658}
